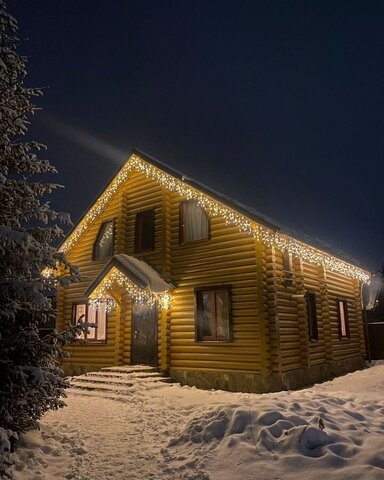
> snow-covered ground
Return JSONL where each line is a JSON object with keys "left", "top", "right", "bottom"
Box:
{"left": 9, "top": 362, "right": 384, "bottom": 479}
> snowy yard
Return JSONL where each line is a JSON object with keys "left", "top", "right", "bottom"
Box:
{"left": 10, "top": 362, "right": 384, "bottom": 480}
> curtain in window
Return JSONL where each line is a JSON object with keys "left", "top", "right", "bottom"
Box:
{"left": 216, "top": 290, "right": 229, "bottom": 338}
{"left": 87, "top": 305, "right": 97, "bottom": 340}
{"left": 196, "top": 288, "right": 230, "bottom": 341}
{"left": 338, "top": 301, "right": 349, "bottom": 337}
{"left": 202, "top": 291, "right": 214, "bottom": 337}
{"left": 182, "top": 200, "right": 209, "bottom": 242}
{"left": 74, "top": 304, "right": 86, "bottom": 339}
{"left": 97, "top": 302, "right": 107, "bottom": 340}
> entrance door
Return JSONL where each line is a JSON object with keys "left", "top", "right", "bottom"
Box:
{"left": 131, "top": 301, "right": 158, "bottom": 366}
{"left": 368, "top": 323, "right": 384, "bottom": 359}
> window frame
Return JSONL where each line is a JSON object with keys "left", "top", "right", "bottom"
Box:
{"left": 282, "top": 251, "right": 293, "bottom": 287}
{"left": 71, "top": 301, "right": 108, "bottom": 344}
{"left": 306, "top": 291, "right": 319, "bottom": 341}
{"left": 194, "top": 285, "right": 232, "bottom": 343}
{"left": 179, "top": 200, "right": 211, "bottom": 245}
{"left": 92, "top": 219, "right": 115, "bottom": 261}
{"left": 134, "top": 208, "right": 155, "bottom": 254}
{"left": 337, "top": 298, "right": 350, "bottom": 340}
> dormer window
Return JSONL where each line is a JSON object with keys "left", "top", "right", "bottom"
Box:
{"left": 180, "top": 200, "right": 210, "bottom": 244}
{"left": 93, "top": 221, "right": 114, "bottom": 260}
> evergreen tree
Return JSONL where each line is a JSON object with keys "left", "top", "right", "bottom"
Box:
{"left": 0, "top": 0, "right": 80, "bottom": 458}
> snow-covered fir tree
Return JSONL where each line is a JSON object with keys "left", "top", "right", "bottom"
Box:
{"left": 0, "top": 0, "right": 80, "bottom": 463}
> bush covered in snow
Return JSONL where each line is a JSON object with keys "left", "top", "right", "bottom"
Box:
{"left": 0, "top": 0, "right": 81, "bottom": 470}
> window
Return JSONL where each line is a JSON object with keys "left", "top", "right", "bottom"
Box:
{"left": 135, "top": 209, "right": 154, "bottom": 253}
{"left": 337, "top": 299, "right": 350, "bottom": 339}
{"left": 180, "top": 200, "right": 209, "bottom": 244}
{"left": 306, "top": 292, "right": 318, "bottom": 341}
{"left": 282, "top": 251, "right": 293, "bottom": 286}
{"left": 72, "top": 302, "right": 107, "bottom": 341}
{"left": 93, "top": 221, "right": 114, "bottom": 260}
{"left": 195, "top": 286, "right": 231, "bottom": 341}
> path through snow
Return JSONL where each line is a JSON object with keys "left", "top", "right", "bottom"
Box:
{"left": 10, "top": 363, "right": 384, "bottom": 479}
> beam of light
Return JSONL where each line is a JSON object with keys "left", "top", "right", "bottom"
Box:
{"left": 39, "top": 114, "right": 127, "bottom": 164}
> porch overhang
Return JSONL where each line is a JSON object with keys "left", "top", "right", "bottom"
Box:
{"left": 84, "top": 254, "right": 172, "bottom": 310}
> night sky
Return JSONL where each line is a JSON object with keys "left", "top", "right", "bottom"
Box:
{"left": 12, "top": 0, "right": 384, "bottom": 271}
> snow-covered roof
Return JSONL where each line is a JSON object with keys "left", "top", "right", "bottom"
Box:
{"left": 84, "top": 254, "right": 171, "bottom": 297}
{"left": 61, "top": 147, "right": 369, "bottom": 277}
{"left": 134, "top": 149, "right": 365, "bottom": 268}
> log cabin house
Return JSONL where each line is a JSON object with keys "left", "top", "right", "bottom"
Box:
{"left": 56, "top": 149, "right": 370, "bottom": 392}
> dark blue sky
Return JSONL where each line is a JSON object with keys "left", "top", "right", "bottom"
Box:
{"left": 12, "top": 0, "right": 384, "bottom": 270}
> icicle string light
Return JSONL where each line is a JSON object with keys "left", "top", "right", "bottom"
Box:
{"left": 88, "top": 267, "right": 171, "bottom": 311}
{"left": 89, "top": 295, "right": 117, "bottom": 313}
{"left": 60, "top": 154, "right": 370, "bottom": 283}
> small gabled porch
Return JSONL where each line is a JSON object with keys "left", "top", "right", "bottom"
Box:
{"left": 83, "top": 254, "right": 172, "bottom": 371}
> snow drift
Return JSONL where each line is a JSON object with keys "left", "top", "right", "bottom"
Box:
{"left": 9, "top": 363, "right": 384, "bottom": 480}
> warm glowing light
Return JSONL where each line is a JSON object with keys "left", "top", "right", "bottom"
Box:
{"left": 60, "top": 154, "right": 370, "bottom": 283}
{"left": 89, "top": 295, "right": 117, "bottom": 313}
{"left": 41, "top": 267, "right": 54, "bottom": 278}
{"left": 88, "top": 267, "right": 171, "bottom": 311}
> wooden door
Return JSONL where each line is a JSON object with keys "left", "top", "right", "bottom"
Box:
{"left": 368, "top": 323, "right": 384, "bottom": 360}
{"left": 131, "top": 301, "right": 158, "bottom": 366}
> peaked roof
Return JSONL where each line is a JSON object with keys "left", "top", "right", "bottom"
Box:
{"left": 60, "top": 148, "right": 370, "bottom": 282}
{"left": 134, "top": 149, "right": 364, "bottom": 267}
{"left": 84, "top": 254, "right": 171, "bottom": 297}
{"left": 133, "top": 149, "right": 279, "bottom": 232}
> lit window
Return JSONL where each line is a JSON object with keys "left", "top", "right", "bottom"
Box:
{"left": 195, "top": 287, "right": 231, "bottom": 341}
{"left": 135, "top": 209, "right": 154, "bottom": 253}
{"left": 306, "top": 292, "right": 318, "bottom": 341}
{"left": 93, "top": 221, "right": 114, "bottom": 260}
{"left": 282, "top": 251, "right": 293, "bottom": 286}
{"left": 72, "top": 302, "right": 107, "bottom": 341}
{"left": 337, "top": 299, "right": 350, "bottom": 339}
{"left": 180, "top": 200, "right": 209, "bottom": 244}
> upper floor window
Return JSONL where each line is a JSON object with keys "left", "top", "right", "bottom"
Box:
{"left": 72, "top": 302, "right": 107, "bottom": 341}
{"left": 282, "top": 251, "right": 293, "bottom": 286}
{"left": 195, "top": 286, "right": 231, "bottom": 342}
{"left": 180, "top": 200, "right": 209, "bottom": 244}
{"left": 306, "top": 292, "right": 318, "bottom": 341}
{"left": 93, "top": 221, "right": 114, "bottom": 260}
{"left": 135, "top": 209, "right": 155, "bottom": 253}
{"left": 337, "top": 299, "right": 350, "bottom": 339}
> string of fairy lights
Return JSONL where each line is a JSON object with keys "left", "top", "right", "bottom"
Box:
{"left": 59, "top": 154, "right": 370, "bottom": 284}
{"left": 88, "top": 267, "right": 171, "bottom": 312}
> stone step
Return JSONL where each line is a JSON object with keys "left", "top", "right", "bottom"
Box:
{"left": 69, "top": 365, "right": 172, "bottom": 397}
{"left": 69, "top": 388, "right": 131, "bottom": 402}
{"left": 70, "top": 381, "right": 133, "bottom": 394}
{"left": 71, "top": 377, "right": 134, "bottom": 387}
{"left": 86, "top": 371, "right": 161, "bottom": 379}
{"left": 72, "top": 375, "right": 171, "bottom": 387}
{"left": 100, "top": 365, "right": 159, "bottom": 374}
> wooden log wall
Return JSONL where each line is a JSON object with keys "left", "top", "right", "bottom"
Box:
{"left": 58, "top": 189, "right": 124, "bottom": 369}
{"left": 273, "top": 251, "right": 366, "bottom": 373}
{"left": 59, "top": 171, "right": 167, "bottom": 370}
{"left": 264, "top": 247, "right": 282, "bottom": 374}
{"left": 169, "top": 190, "right": 267, "bottom": 374}
{"left": 122, "top": 171, "right": 164, "bottom": 272}
{"left": 324, "top": 270, "right": 365, "bottom": 360}
{"left": 272, "top": 249, "right": 304, "bottom": 373}
{"left": 58, "top": 164, "right": 366, "bottom": 377}
{"left": 301, "top": 261, "right": 327, "bottom": 367}
{"left": 122, "top": 172, "right": 165, "bottom": 366}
